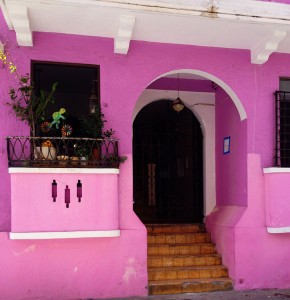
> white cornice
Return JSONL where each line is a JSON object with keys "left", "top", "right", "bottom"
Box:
{"left": 2, "top": 0, "right": 290, "bottom": 63}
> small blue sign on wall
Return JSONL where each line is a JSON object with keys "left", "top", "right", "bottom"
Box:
{"left": 223, "top": 136, "right": 231, "bottom": 154}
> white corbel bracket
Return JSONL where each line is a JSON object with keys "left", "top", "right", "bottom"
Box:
{"left": 9, "top": 5, "right": 33, "bottom": 47}
{"left": 251, "top": 30, "right": 287, "bottom": 64}
{"left": 114, "top": 15, "right": 135, "bottom": 55}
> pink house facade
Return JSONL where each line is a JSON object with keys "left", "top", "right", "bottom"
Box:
{"left": 1, "top": 0, "right": 290, "bottom": 299}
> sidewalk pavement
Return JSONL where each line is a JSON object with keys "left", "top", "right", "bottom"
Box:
{"left": 102, "top": 289, "right": 290, "bottom": 300}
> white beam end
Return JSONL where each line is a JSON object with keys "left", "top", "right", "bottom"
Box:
{"left": 251, "top": 30, "right": 287, "bottom": 64}
{"left": 10, "top": 5, "right": 33, "bottom": 47}
{"left": 114, "top": 15, "right": 135, "bottom": 54}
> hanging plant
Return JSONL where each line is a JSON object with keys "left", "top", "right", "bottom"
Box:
{"left": 0, "top": 50, "right": 57, "bottom": 137}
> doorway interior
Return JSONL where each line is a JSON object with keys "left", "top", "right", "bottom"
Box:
{"left": 133, "top": 100, "right": 203, "bottom": 224}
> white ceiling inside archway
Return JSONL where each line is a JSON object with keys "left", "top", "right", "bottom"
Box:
{"left": 1, "top": 0, "right": 290, "bottom": 64}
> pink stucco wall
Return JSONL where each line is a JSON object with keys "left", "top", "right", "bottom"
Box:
{"left": 264, "top": 171, "right": 290, "bottom": 228}
{"left": 10, "top": 172, "right": 119, "bottom": 232}
{"left": 2, "top": 3, "right": 290, "bottom": 297}
{"left": 215, "top": 88, "right": 247, "bottom": 207}
{"left": 147, "top": 77, "right": 214, "bottom": 93}
{"left": 207, "top": 154, "right": 290, "bottom": 290}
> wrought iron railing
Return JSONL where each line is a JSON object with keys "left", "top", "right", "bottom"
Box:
{"left": 6, "top": 136, "right": 121, "bottom": 168}
{"left": 275, "top": 91, "right": 290, "bottom": 167}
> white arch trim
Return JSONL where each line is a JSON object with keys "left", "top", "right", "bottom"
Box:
{"left": 148, "top": 69, "right": 247, "bottom": 121}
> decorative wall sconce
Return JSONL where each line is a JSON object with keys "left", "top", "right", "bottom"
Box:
{"left": 52, "top": 180, "right": 57, "bottom": 202}
{"left": 65, "top": 185, "right": 70, "bottom": 208}
{"left": 51, "top": 180, "right": 82, "bottom": 207}
{"left": 77, "top": 180, "right": 82, "bottom": 202}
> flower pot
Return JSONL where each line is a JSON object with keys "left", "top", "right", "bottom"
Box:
{"left": 70, "top": 156, "right": 79, "bottom": 166}
{"left": 35, "top": 146, "right": 56, "bottom": 160}
{"left": 57, "top": 155, "right": 69, "bottom": 166}
{"left": 80, "top": 157, "right": 88, "bottom": 166}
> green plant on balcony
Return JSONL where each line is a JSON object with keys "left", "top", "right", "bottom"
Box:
{"left": 0, "top": 50, "right": 57, "bottom": 137}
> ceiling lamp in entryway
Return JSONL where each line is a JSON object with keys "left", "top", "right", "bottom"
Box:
{"left": 173, "top": 74, "right": 185, "bottom": 112}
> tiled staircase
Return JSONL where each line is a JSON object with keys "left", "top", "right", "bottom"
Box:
{"left": 147, "top": 224, "right": 233, "bottom": 295}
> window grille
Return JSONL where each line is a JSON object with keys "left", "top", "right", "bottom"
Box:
{"left": 275, "top": 91, "right": 290, "bottom": 167}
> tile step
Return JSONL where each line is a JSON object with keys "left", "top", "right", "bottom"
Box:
{"left": 148, "top": 243, "right": 216, "bottom": 255}
{"left": 148, "top": 254, "right": 222, "bottom": 268}
{"left": 146, "top": 224, "right": 205, "bottom": 234}
{"left": 148, "top": 232, "right": 211, "bottom": 244}
{"left": 148, "top": 265, "right": 229, "bottom": 281}
{"left": 148, "top": 277, "right": 233, "bottom": 295}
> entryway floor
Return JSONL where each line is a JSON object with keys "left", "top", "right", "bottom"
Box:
{"left": 101, "top": 289, "right": 290, "bottom": 300}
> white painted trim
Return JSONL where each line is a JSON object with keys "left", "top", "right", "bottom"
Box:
{"left": 267, "top": 227, "right": 290, "bottom": 234}
{"left": 263, "top": 168, "right": 290, "bottom": 174}
{"left": 148, "top": 69, "right": 247, "bottom": 121}
{"left": 9, "top": 168, "right": 120, "bottom": 174}
{"left": 9, "top": 230, "right": 120, "bottom": 240}
{"left": 5, "top": 0, "right": 290, "bottom": 24}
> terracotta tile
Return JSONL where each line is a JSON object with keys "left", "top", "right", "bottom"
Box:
{"left": 152, "top": 270, "right": 166, "bottom": 281}
{"left": 165, "top": 235, "right": 176, "bottom": 244}
{"left": 199, "top": 269, "right": 212, "bottom": 278}
{"left": 162, "top": 257, "right": 174, "bottom": 267}
{"left": 156, "top": 236, "right": 166, "bottom": 244}
{"left": 175, "top": 234, "right": 186, "bottom": 243}
{"left": 195, "top": 234, "right": 206, "bottom": 243}
{"left": 158, "top": 246, "right": 170, "bottom": 255}
{"left": 169, "top": 246, "right": 180, "bottom": 255}
{"left": 188, "top": 269, "right": 200, "bottom": 279}
{"left": 206, "top": 233, "right": 212, "bottom": 242}
{"left": 177, "top": 269, "right": 188, "bottom": 279}
{"left": 173, "top": 257, "right": 184, "bottom": 267}
{"left": 179, "top": 246, "right": 190, "bottom": 255}
{"left": 184, "top": 256, "right": 195, "bottom": 266}
{"left": 195, "top": 256, "right": 206, "bottom": 266}
{"left": 147, "top": 235, "right": 155, "bottom": 244}
{"left": 148, "top": 257, "right": 162, "bottom": 267}
{"left": 148, "top": 246, "right": 159, "bottom": 255}
{"left": 190, "top": 245, "right": 200, "bottom": 255}
{"left": 166, "top": 270, "right": 177, "bottom": 280}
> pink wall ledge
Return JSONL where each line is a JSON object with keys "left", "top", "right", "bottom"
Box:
{"left": 10, "top": 168, "right": 119, "bottom": 234}
{"left": 263, "top": 168, "right": 290, "bottom": 230}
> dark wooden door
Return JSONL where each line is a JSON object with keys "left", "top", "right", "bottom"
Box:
{"left": 133, "top": 100, "right": 203, "bottom": 224}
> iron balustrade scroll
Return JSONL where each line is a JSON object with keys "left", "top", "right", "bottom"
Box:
{"left": 275, "top": 91, "right": 290, "bottom": 167}
{"left": 6, "top": 136, "right": 120, "bottom": 168}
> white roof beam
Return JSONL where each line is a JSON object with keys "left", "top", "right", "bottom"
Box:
{"left": 114, "top": 15, "right": 135, "bottom": 54}
{"left": 9, "top": 5, "right": 33, "bottom": 46}
{"left": 251, "top": 30, "right": 287, "bottom": 64}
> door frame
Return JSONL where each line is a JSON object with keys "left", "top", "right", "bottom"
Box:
{"left": 133, "top": 89, "right": 216, "bottom": 217}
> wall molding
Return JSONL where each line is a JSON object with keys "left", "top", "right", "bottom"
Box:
{"left": 9, "top": 230, "right": 121, "bottom": 240}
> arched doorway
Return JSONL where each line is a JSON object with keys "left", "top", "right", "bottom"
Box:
{"left": 133, "top": 100, "right": 203, "bottom": 224}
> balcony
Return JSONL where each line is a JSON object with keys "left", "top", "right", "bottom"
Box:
{"left": 6, "top": 136, "right": 123, "bottom": 168}
{"left": 7, "top": 136, "right": 123, "bottom": 239}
